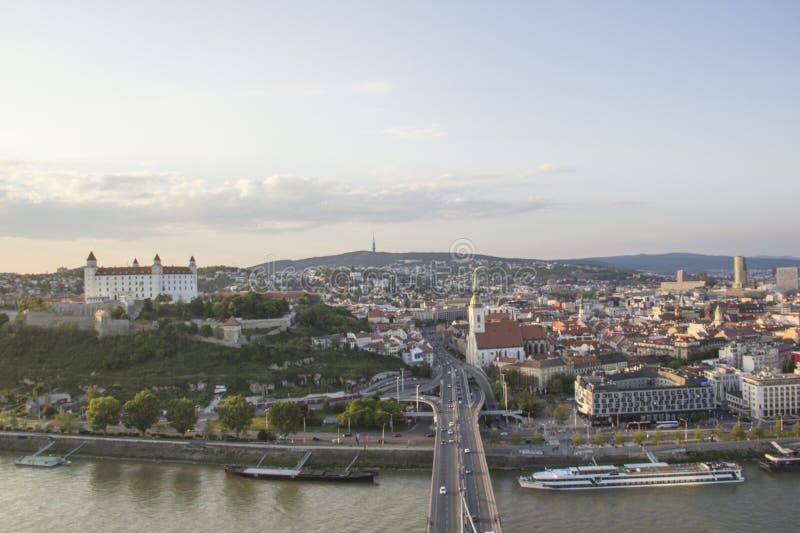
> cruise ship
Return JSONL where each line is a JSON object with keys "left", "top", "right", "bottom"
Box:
{"left": 519, "top": 452, "right": 744, "bottom": 490}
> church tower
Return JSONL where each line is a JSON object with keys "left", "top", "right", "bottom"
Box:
{"left": 713, "top": 304, "right": 723, "bottom": 327}
{"left": 467, "top": 269, "right": 486, "bottom": 366}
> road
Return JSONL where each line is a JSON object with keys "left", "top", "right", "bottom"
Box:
{"left": 428, "top": 353, "right": 502, "bottom": 533}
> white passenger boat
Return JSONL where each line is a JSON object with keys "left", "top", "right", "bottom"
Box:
{"left": 519, "top": 452, "right": 744, "bottom": 490}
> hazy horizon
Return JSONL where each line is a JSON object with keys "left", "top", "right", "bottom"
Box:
{"left": 2, "top": 2, "right": 798, "bottom": 272}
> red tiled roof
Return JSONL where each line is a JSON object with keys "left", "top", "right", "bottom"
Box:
{"left": 223, "top": 316, "right": 241, "bottom": 326}
{"left": 520, "top": 324, "right": 547, "bottom": 341}
{"left": 163, "top": 266, "right": 192, "bottom": 274}
{"left": 475, "top": 320, "right": 523, "bottom": 349}
{"left": 96, "top": 266, "right": 153, "bottom": 276}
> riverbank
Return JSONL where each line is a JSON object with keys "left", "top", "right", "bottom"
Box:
{"left": 2, "top": 430, "right": 796, "bottom": 470}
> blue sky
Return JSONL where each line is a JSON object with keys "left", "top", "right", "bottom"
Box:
{"left": 1, "top": 1, "right": 798, "bottom": 272}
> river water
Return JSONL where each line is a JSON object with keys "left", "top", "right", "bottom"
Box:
{"left": 1, "top": 455, "right": 796, "bottom": 533}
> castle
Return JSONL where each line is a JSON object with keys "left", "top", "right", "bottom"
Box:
{"left": 84, "top": 252, "right": 198, "bottom": 303}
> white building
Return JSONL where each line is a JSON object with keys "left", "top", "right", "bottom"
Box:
{"left": 728, "top": 371, "right": 800, "bottom": 423}
{"left": 84, "top": 252, "right": 198, "bottom": 303}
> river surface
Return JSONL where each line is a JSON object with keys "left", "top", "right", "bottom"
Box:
{"left": 1, "top": 455, "right": 796, "bottom": 532}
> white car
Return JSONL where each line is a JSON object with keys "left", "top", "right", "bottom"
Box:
{"left": 464, "top": 448, "right": 470, "bottom": 454}
{"left": 439, "top": 486, "right": 447, "bottom": 495}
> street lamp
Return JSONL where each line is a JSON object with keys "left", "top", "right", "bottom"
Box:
{"left": 679, "top": 418, "right": 688, "bottom": 442}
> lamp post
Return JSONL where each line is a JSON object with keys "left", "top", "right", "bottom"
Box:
{"left": 680, "top": 418, "right": 688, "bottom": 442}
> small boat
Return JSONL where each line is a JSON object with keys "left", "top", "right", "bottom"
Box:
{"left": 759, "top": 441, "right": 800, "bottom": 473}
{"left": 225, "top": 450, "right": 377, "bottom": 483}
{"left": 15, "top": 440, "right": 84, "bottom": 468}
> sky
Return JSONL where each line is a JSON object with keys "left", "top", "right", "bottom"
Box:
{"left": 1, "top": 1, "right": 798, "bottom": 272}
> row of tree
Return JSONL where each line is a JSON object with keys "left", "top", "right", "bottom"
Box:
{"left": 139, "top": 292, "right": 290, "bottom": 322}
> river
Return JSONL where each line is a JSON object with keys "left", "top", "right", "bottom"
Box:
{"left": 1, "top": 456, "right": 796, "bottom": 532}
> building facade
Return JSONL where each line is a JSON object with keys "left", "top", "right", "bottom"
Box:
{"left": 776, "top": 267, "right": 800, "bottom": 294}
{"left": 575, "top": 367, "right": 715, "bottom": 425}
{"left": 84, "top": 252, "right": 198, "bottom": 303}
{"left": 727, "top": 371, "right": 800, "bottom": 423}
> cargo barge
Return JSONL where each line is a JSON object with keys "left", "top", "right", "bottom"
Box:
{"left": 224, "top": 450, "right": 377, "bottom": 483}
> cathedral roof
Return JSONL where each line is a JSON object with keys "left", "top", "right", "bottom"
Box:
{"left": 475, "top": 319, "right": 524, "bottom": 349}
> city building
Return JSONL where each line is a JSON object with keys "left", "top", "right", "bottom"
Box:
{"left": 726, "top": 370, "right": 800, "bottom": 423}
{"left": 660, "top": 269, "right": 706, "bottom": 292}
{"left": 84, "top": 252, "right": 197, "bottom": 303}
{"left": 733, "top": 256, "right": 747, "bottom": 289}
{"left": 776, "top": 267, "right": 800, "bottom": 294}
{"left": 575, "top": 366, "right": 715, "bottom": 425}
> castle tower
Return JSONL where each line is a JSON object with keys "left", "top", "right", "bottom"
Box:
{"left": 152, "top": 253, "right": 163, "bottom": 298}
{"left": 733, "top": 256, "right": 747, "bottom": 289}
{"left": 189, "top": 255, "right": 197, "bottom": 275}
{"left": 84, "top": 252, "right": 98, "bottom": 303}
{"left": 132, "top": 258, "right": 139, "bottom": 267}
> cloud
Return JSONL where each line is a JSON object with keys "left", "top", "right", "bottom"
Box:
{"left": 352, "top": 81, "right": 395, "bottom": 94}
{"left": 382, "top": 124, "right": 445, "bottom": 140}
{"left": 0, "top": 161, "right": 555, "bottom": 240}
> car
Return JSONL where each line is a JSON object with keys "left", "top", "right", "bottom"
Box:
{"left": 471, "top": 514, "right": 478, "bottom": 522}
{"left": 439, "top": 486, "right": 447, "bottom": 495}
{"left": 448, "top": 439, "right": 455, "bottom": 444}
{"left": 447, "top": 429, "right": 454, "bottom": 435}
{"left": 464, "top": 469, "right": 472, "bottom": 475}
{"left": 311, "top": 436, "right": 321, "bottom": 441}
{"left": 425, "top": 432, "right": 435, "bottom": 437}
{"left": 441, "top": 440, "right": 447, "bottom": 445}
{"left": 464, "top": 448, "right": 470, "bottom": 454}
{"left": 344, "top": 433, "right": 353, "bottom": 437}
{"left": 500, "top": 431, "right": 509, "bottom": 437}
{"left": 393, "top": 433, "right": 402, "bottom": 437}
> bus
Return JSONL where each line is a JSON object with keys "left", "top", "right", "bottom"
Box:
{"left": 625, "top": 421, "right": 656, "bottom": 430}
{"left": 656, "top": 420, "right": 680, "bottom": 429}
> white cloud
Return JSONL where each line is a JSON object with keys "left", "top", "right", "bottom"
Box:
{"left": 0, "top": 160, "right": 558, "bottom": 240}
{"left": 382, "top": 124, "right": 446, "bottom": 140}
{"left": 352, "top": 81, "right": 395, "bottom": 94}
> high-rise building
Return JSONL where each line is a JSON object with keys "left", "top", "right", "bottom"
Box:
{"left": 733, "top": 256, "right": 747, "bottom": 289}
{"left": 776, "top": 267, "right": 800, "bottom": 293}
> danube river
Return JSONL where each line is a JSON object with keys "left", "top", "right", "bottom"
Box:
{"left": 1, "top": 455, "right": 796, "bottom": 532}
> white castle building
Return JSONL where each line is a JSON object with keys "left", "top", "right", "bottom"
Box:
{"left": 84, "top": 252, "right": 198, "bottom": 304}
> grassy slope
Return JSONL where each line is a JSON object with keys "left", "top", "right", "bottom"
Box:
{"left": 0, "top": 325, "right": 404, "bottom": 401}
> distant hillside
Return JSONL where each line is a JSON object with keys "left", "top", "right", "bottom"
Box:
{"left": 250, "top": 250, "right": 535, "bottom": 271}
{"left": 563, "top": 253, "right": 800, "bottom": 274}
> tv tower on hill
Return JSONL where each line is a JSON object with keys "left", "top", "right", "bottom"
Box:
{"left": 372, "top": 232, "right": 376, "bottom": 253}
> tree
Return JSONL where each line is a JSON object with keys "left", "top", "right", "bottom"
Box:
{"left": 515, "top": 390, "right": 542, "bottom": 418}
{"left": 632, "top": 429, "right": 645, "bottom": 446}
{"left": 613, "top": 431, "right": 625, "bottom": 446}
{"left": 0, "top": 312, "right": 9, "bottom": 327}
{"left": 693, "top": 427, "right": 703, "bottom": 442}
{"left": 792, "top": 421, "right": 800, "bottom": 437}
{"left": 54, "top": 410, "right": 79, "bottom": 434}
{"left": 530, "top": 430, "right": 545, "bottom": 445}
{"left": 86, "top": 385, "right": 100, "bottom": 401}
{"left": 86, "top": 396, "right": 121, "bottom": 433}
{"left": 553, "top": 404, "right": 570, "bottom": 425}
{"left": 713, "top": 422, "right": 724, "bottom": 440}
{"left": 200, "top": 324, "right": 213, "bottom": 337}
{"left": 219, "top": 394, "right": 254, "bottom": 438}
{"left": 771, "top": 421, "right": 784, "bottom": 438}
{"left": 489, "top": 428, "right": 501, "bottom": 444}
{"left": 592, "top": 431, "right": 605, "bottom": 446}
{"left": 572, "top": 431, "right": 584, "bottom": 447}
{"left": 652, "top": 428, "right": 663, "bottom": 444}
{"left": 730, "top": 421, "right": 746, "bottom": 440}
{"left": 111, "top": 305, "right": 128, "bottom": 320}
{"left": 675, "top": 429, "right": 685, "bottom": 444}
{"left": 123, "top": 390, "right": 161, "bottom": 436}
{"left": 510, "top": 431, "right": 522, "bottom": 445}
{"left": 268, "top": 401, "right": 304, "bottom": 435}
{"left": 167, "top": 397, "right": 197, "bottom": 435}
{"left": 749, "top": 422, "right": 765, "bottom": 440}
